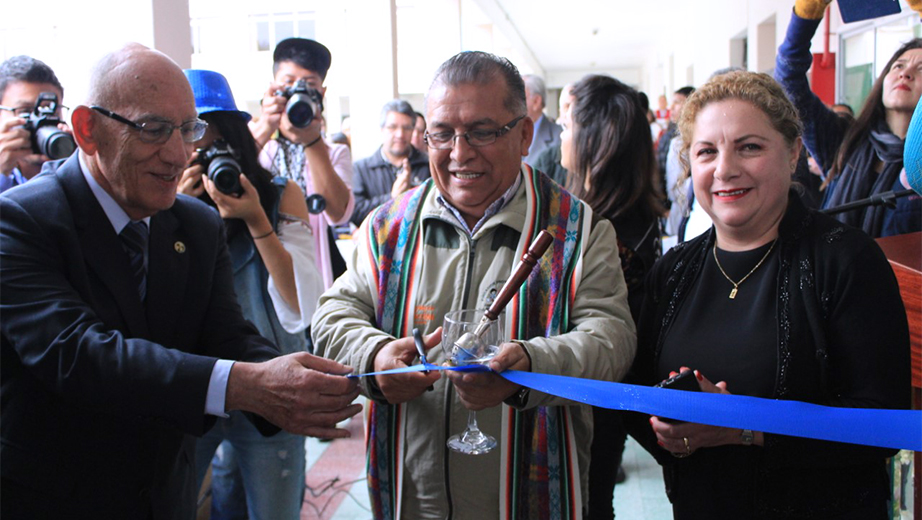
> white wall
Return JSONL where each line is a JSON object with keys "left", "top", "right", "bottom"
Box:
{"left": 0, "top": 0, "right": 164, "bottom": 111}
{"left": 3, "top": 0, "right": 914, "bottom": 155}
{"left": 633, "top": 0, "right": 851, "bottom": 100}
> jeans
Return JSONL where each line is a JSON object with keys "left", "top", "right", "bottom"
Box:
{"left": 195, "top": 410, "right": 306, "bottom": 520}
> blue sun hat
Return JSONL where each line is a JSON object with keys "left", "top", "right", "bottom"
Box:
{"left": 906, "top": 98, "right": 922, "bottom": 195}
{"left": 183, "top": 69, "right": 251, "bottom": 122}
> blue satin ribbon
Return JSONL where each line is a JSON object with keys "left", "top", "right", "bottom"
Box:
{"left": 351, "top": 364, "right": 922, "bottom": 451}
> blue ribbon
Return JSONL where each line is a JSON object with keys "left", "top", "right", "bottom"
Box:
{"left": 351, "top": 364, "right": 922, "bottom": 451}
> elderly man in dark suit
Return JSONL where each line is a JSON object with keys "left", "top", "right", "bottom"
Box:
{"left": 522, "top": 74, "right": 562, "bottom": 166}
{"left": 0, "top": 44, "right": 362, "bottom": 520}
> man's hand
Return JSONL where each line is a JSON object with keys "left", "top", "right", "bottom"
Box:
{"left": 446, "top": 341, "right": 531, "bottom": 411}
{"left": 390, "top": 159, "right": 412, "bottom": 199}
{"left": 225, "top": 352, "right": 363, "bottom": 439}
{"left": 372, "top": 328, "right": 442, "bottom": 404}
{"left": 0, "top": 117, "right": 35, "bottom": 175}
{"left": 249, "top": 83, "right": 287, "bottom": 148}
{"left": 279, "top": 105, "right": 324, "bottom": 146}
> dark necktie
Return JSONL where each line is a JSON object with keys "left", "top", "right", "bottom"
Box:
{"left": 120, "top": 220, "right": 149, "bottom": 301}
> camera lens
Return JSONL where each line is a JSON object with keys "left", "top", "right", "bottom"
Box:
{"left": 286, "top": 93, "right": 315, "bottom": 128}
{"left": 35, "top": 125, "right": 76, "bottom": 160}
{"left": 208, "top": 156, "right": 243, "bottom": 195}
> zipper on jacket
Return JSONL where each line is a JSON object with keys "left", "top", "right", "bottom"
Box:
{"left": 440, "top": 222, "right": 478, "bottom": 520}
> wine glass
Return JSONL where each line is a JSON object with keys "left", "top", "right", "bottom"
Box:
{"left": 441, "top": 309, "right": 504, "bottom": 455}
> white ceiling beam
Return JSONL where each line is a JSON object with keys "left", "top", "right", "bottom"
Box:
{"left": 469, "top": 0, "right": 545, "bottom": 77}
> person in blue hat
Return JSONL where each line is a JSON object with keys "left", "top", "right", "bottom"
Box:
{"left": 179, "top": 68, "right": 325, "bottom": 520}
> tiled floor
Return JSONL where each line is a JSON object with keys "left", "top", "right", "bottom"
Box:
{"left": 300, "top": 403, "right": 673, "bottom": 520}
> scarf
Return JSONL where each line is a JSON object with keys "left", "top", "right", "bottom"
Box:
{"left": 824, "top": 118, "right": 904, "bottom": 237}
{"left": 365, "top": 167, "right": 586, "bottom": 519}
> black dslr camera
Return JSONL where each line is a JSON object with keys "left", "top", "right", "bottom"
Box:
{"left": 24, "top": 92, "right": 75, "bottom": 160}
{"left": 195, "top": 140, "right": 243, "bottom": 196}
{"left": 274, "top": 79, "right": 323, "bottom": 128}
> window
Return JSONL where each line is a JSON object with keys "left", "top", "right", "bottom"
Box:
{"left": 256, "top": 19, "right": 270, "bottom": 51}
{"left": 838, "top": 13, "right": 921, "bottom": 109}
{"left": 248, "top": 12, "right": 316, "bottom": 52}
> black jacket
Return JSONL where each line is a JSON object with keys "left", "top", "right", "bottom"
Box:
{"left": 628, "top": 193, "right": 910, "bottom": 518}
{"left": 350, "top": 146, "right": 430, "bottom": 226}
{"left": 0, "top": 155, "right": 279, "bottom": 519}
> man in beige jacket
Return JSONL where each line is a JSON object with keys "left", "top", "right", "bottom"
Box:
{"left": 312, "top": 51, "right": 635, "bottom": 520}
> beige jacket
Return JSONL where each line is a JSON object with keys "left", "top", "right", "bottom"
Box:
{"left": 312, "top": 170, "right": 636, "bottom": 519}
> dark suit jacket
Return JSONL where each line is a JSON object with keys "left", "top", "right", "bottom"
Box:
{"left": 350, "top": 145, "right": 430, "bottom": 227}
{"left": 524, "top": 114, "right": 562, "bottom": 166}
{"left": 0, "top": 155, "right": 279, "bottom": 519}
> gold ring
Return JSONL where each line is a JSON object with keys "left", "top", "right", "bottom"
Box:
{"left": 671, "top": 437, "right": 692, "bottom": 458}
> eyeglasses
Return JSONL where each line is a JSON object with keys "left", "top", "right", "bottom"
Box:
{"left": 424, "top": 115, "right": 525, "bottom": 150}
{"left": 91, "top": 106, "right": 207, "bottom": 144}
{"left": 0, "top": 104, "right": 68, "bottom": 118}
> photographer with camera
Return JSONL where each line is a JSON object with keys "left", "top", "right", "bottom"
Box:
{"left": 0, "top": 55, "right": 74, "bottom": 193}
{"left": 250, "top": 38, "right": 354, "bottom": 290}
{"left": 178, "top": 69, "right": 325, "bottom": 520}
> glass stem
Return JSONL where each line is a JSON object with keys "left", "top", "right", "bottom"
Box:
{"left": 466, "top": 411, "right": 481, "bottom": 432}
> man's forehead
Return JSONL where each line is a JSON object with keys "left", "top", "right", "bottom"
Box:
{"left": 0, "top": 81, "right": 63, "bottom": 105}
{"left": 386, "top": 111, "right": 411, "bottom": 121}
{"left": 426, "top": 81, "right": 509, "bottom": 124}
{"left": 114, "top": 76, "right": 195, "bottom": 121}
{"left": 275, "top": 62, "right": 322, "bottom": 81}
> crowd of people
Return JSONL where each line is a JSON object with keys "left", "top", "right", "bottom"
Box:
{"left": 1, "top": 0, "right": 920, "bottom": 518}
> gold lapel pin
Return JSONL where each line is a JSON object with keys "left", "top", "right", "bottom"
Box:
{"left": 174, "top": 241, "right": 186, "bottom": 253}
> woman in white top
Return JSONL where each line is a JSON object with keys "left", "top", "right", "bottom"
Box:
{"left": 178, "top": 69, "right": 322, "bottom": 520}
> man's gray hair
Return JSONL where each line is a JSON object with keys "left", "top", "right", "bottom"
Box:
{"left": 522, "top": 74, "right": 547, "bottom": 109}
{"left": 379, "top": 99, "right": 417, "bottom": 127}
{"left": 427, "top": 51, "right": 526, "bottom": 116}
{"left": 0, "top": 55, "right": 63, "bottom": 101}
{"left": 709, "top": 66, "right": 745, "bottom": 81}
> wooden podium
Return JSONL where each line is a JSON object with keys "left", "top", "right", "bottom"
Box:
{"left": 876, "top": 231, "right": 921, "bottom": 518}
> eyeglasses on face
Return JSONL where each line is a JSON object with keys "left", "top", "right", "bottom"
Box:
{"left": 0, "top": 104, "right": 67, "bottom": 118}
{"left": 424, "top": 115, "right": 525, "bottom": 150}
{"left": 90, "top": 106, "right": 207, "bottom": 144}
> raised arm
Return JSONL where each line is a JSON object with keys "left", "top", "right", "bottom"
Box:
{"left": 774, "top": 2, "right": 850, "bottom": 171}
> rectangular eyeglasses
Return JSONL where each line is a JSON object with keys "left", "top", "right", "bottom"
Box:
{"left": 90, "top": 106, "right": 207, "bottom": 144}
{"left": 424, "top": 115, "right": 525, "bottom": 150}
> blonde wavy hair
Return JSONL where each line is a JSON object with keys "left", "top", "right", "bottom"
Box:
{"left": 677, "top": 71, "right": 803, "bottom": 184}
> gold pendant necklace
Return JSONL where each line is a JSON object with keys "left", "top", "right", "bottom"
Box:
{"left": 712, "top": 239, "right": 777, "bottom": 299}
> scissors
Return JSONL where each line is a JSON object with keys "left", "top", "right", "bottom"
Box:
{"left": 412, "top": 328, "right": 435, "bottom": 391}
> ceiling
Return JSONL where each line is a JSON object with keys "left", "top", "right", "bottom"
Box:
{"left": 477, "top": 0, "right": 694, "bottom": 73}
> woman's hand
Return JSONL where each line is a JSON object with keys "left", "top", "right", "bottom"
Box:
{"left": 203, "top": 173, "right": 264, "bottom": 226}
{"left": 650, "top": 369, "right": 761, "bottom": 457}
{"left": 177, "top": 151, "right": 205, "bottom": 198}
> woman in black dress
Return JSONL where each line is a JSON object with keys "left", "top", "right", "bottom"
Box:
{"left": 632, "top": 70, "right": 910, "bottom": 519}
